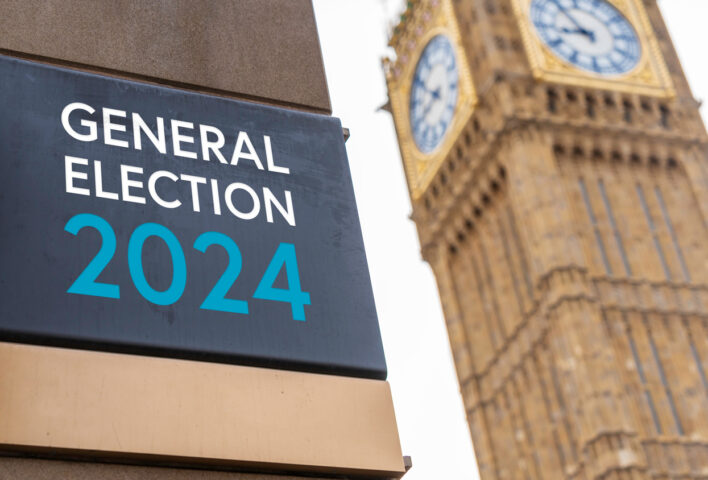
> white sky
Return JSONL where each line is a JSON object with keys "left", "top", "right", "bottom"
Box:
{"left": 311, "top": 1, "right": 708, "bottom": 478}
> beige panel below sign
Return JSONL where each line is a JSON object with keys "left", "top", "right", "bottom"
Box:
{"left": 0, "top": 342, "right": 405, "bottom": 477}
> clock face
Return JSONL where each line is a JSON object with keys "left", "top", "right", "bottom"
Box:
{"left": 530, "top": 0, "right": 641, "bottom": 75}
{"left": 409, "top": 35, "right": 459, "bottom": 154}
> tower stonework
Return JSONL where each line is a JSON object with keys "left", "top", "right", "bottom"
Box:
{"left": 385, "top": 1, "right": 708, "bottom": 479}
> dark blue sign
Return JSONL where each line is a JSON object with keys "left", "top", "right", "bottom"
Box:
{"left": 0, "top": 55, "right": 386, "bottom": 380}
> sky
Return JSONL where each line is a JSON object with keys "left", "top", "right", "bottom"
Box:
{"left": 311, "top": 1, "right": 708, "bottom": 479}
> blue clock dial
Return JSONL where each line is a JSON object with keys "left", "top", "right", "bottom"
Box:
{"left": 530, "top": 0, "right": 641, "bottom": 75}
{"left": 409, "top": 35, "right": 459, "bottom": 154}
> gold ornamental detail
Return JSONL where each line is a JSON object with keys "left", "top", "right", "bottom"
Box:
{"left": 386, "top": 0, "right": 477, "bottom": 200}
{"left": 510, "top": 0, "right": 675, "bottom": 97}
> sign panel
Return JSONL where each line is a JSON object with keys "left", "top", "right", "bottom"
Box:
{"left": 0, "top": 55, "right": 386, "bottom": 380}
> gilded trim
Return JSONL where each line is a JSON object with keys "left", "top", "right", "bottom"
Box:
{"left": 387, "top": 0, "right": 477, "bottom": 200}
{"left": 510, "top": 0, "right": 675, "bottom": 97}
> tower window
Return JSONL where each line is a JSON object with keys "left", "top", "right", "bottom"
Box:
{"left": 687, "top": 330, "right": 708, "bottom": 402}
{"left": 599, "top": 179, "right": 632, "bottom": 276}
{"left": 586, "top": 95, "right": 596, "bottom": 118}
{"left": 637, "top": 183, "right": 671, "bottom": 280}
{"left": 533, "top": 354, "right": 567, "bottom": 469}
{"left": 652, "top": 187, "right": 707, "bottom": 404}
{"left": 660, "top": 105, "right": 670, "bottom": 129}
{"left": 497, "top": 216, "right": 525, "bottom": 316}
{"left": 547, "top": 88, "right": 558, "bottom": 113}
{"left": 579, "top": 178, "right": 612, "bottom": 275}
{"left": 506, "top": 205, "right": 533, "bottom": 297}
{"left": 623, "top": 100, "right": 633, "bottom": 124}
{"left": 625, "top": 318, "right": 663, "bottom": 435}
{"left": 655, "top": 185, "right": 691, "bottom": 282}
{"left": 469, "top": 253, "right": 499, "bottom": 349}
{"left": 645, "top": 315, "right": 685, "bottom": 435}
{"left": 549, "top": 360, "right": 579, "bottom": 463}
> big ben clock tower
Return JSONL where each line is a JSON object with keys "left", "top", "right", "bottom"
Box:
{"left": 385, "top": 1, "right": 708, "bottom": 479}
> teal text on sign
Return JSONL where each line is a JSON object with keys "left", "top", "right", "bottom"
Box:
{"left": 65, "top": 213, "right": 311, "bottom": 321}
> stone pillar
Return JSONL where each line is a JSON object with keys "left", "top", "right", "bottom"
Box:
{"left": 0, "top": 2, "right": 404, "bottom": 479}
{"left": 0, "top": 0, "right": 331, "bottom": 113}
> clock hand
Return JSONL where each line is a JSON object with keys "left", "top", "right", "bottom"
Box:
{"left": 421, "top": 99, "right": 435, "bottom": 120}
{"left": 419, "top": 78, "right": 441, "bottom": 99}
{"left": 550, "top": 0, "right": 595, "bottom": 42}
{"left": 560, "top": 26, "right": 585, "bottom": 34}
{"left": 430, "top": 87, "right": 441, "bottom": 101}
{"left": 560, "top": 26, "right": 596, "bottom": 42}
{"left": 421, "top": 89, "right": 442, "bottom": 119}
{"left": 549, "top": 0, "right": 583, "bottom": 29}
{"left": 414, "top": 78, "right": 436, "bottom": 97}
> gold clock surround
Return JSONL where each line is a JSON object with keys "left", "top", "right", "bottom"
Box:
{"left": 387, "top": 0, "right": 478, "bottom": 200}
{"left": 510, "top": 0, "right": 675, "bottom": 97}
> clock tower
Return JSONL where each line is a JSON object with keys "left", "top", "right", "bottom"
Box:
{"left": 385, "top": 1, "right": 708, "bottom": 479}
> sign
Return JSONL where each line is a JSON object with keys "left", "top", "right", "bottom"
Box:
{"left": 0, "top": 56, "right": 386, "bottom": 380}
